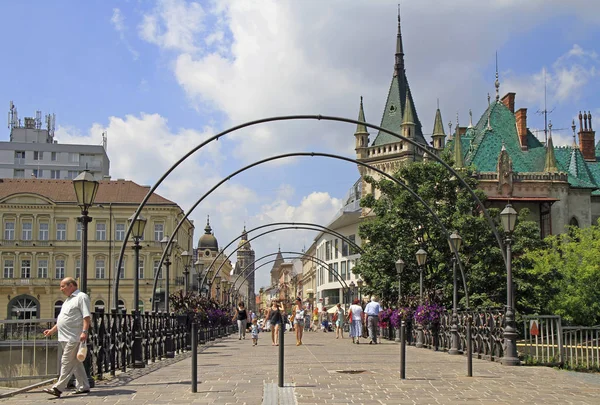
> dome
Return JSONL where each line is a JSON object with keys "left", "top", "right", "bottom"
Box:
{"left": 198, "top": 216, "right": 219, "bottom": 251}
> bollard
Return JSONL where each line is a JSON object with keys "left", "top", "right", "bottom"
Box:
{"left": 400, "top": 320, "right": 406, "bottom": 379}
{"left": 191, "top": 322, "right": 198, "bottom": 392}
{"left": 466, "top": 315, "right": 472, "bottom": 377}
{"left": 278, "top": 323, "right": 284, "bottom": 387}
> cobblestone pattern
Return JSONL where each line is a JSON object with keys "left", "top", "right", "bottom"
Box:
{"left": 3, "top": 331, "right": 600, "bottom": 404}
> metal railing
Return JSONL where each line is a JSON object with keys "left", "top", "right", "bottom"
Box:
{"left": 520, "top": 315, "right": 563, "bottom": 366}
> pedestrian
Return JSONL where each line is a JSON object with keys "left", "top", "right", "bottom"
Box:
{"left": 291, "top": 297, "right": 305, "bottom": 346}
{"left": 348, "top": 299, "right": 364, "bottom": 344}
{"left": 320, "top": 307, "right": 329, "bottom": 332}
{"left": 364, "top": 296, "right": 382, "bottom": 344}
{"left": 42, "top": 277, "right": 91, "bottom": 398}
{"left": 311, "top": 308, "right": 319, "bottom": 331}
{"left": 250, "top": 318, "right": 260, "bottom": 346}
{"left": 263, "top": 300, "right": 283, "bottom": 345}
{"left": 334, "top": 303, "right": 344, "bottom": 339}
{"left": 232, "top": 302, "right": 248, "bottom": 340}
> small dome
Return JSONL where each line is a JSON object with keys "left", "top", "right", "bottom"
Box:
{"left": 198, "top": 216, "right": 219, "bottom": 251}
{"left": 237, "top": 226, "right": 251, "bottom": 249}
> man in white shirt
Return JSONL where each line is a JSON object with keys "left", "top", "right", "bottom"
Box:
{"left": 363, "top": 296, "right": 382, "bottom": 344}
{"left": 43, "top": 277, "right": 91, "bottom": 397}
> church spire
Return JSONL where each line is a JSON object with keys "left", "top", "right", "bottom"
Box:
{"left": 431, "top": 105, "right": 446, "bottom": 151}
{"left": 204, "top": 215, "right": 212, "bottom": 234}
{"left": 356, "top": 96, "right": 368, "bottom": 134}
{"left": 453, "top": 114, "right": 464, "bottom": 168}
{"left": 394, "top": 5, "right": 405, "bottom": 78}
{"left": 544, "top": 122, "right": 559, "bottom": 173}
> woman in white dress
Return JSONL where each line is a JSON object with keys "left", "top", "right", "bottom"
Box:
{"left": 348, "top": 299, "right": 364, "bottom": 344}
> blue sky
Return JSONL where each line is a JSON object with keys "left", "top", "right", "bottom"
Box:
{"left": 1, "top": 0, "right": 599, "bottom": 290}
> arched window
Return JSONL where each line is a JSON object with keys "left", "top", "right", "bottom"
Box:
{"left": 54, "top": 300, "right": 64, "bottom": 318}
{"left": 570, "top": 217, "right": 579, "bottom": 227}
{"left": 8, "top": 295, "right": 39, "bottom": 319}
{"left": 94, "top": 300, "right": 105, "bottom": 313}
{"left": 118, "top": 300, "right": 126, "bottom": 312}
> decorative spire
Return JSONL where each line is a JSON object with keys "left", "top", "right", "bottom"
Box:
{"left": 572, "top": 119, "right": 578, "bottom": 149}
{"left": 204, "top": 215, "right": 212, "bottom": 234}
{"left": 355, "top": 96, "right": 368, "bottom": 134}
{"left": 544, "top": 121, "right": 558, "bottom": 173}
{"left": 401, "top": 92, "right": 415, "bottom": 126}
{"left": 394, "top": 5, "right": 405, "bottom": 78}
{"left": 495, "top": 52, "right": 500, "bottom": 102}
{"left": 486, "top": 93, "right": 492, "bottom": 131}
{"left": 453, "top": 115, "right": 464, "bottom": 168}
{"left": 448, "top": 121, "right": 453, "bottom": 140}
{"left": 468, "top": 109, "right": 473, "bottom": 128}
{"left": 432, "top": 108, "right": 445, "bottom": 136}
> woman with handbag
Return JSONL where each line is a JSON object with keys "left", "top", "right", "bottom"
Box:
{"left": 348, "top": 299, "right": 364, "bottom": 344}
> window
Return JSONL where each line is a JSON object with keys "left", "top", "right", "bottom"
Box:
{"left": 51, "top": 152, "right": 57, "bottom": 161}
{"left": 138, "top": 259, "right": 144, "bottom": 279}
{"left": 14, "top": 169, "right": 25, "bottom": 178}
{"left": 55, "top": 259, "right": 65, "bottom": 279}
{"left": 50, "top": 170, "right": 60, "bottom": 179}
{"left": 56, "top": 222, "right": 66, "bottom": 240}
{"left": 10, "top": 296, "right": 38, "bottom": 319}
{"left": 39, "top": 223, "right": 49, "bottom": 240}
{"left": 76, "top": 222, "right": 81, "bottom": 241}
{"left": 15, "top": 151, "right": 25, "bottom": 159}
{"left": 22, "top": 221, "right": 32, "bottom": 240}
{"left": 95, "top": 259, "right": 105, "bottom": 279}
{"left": 116, "top": 259, "right": 125, "bottom": 279}
{"left": 348, "top": 260, "right": 355, "bottom": 279}
{"left": 348, "top": 234, "right": 357, "bottom": 255}
{"left": 153, "top": 260, "right": 162, "bottom": 279}
{"left": 21, "top": 259, "right": 31, "bottom": 278}
{"left": 4, "top": 221, "right": 15, "bottom": 240}
{"left": 154, "top": 223, "right": 164, "bottom": 241}
{"left": 38, "top": 259, "right": 48, "bottom": 278}
{"left": 328, "top": 263, "right": 334, "bottom": 283}
{"left": 69, "top": 153, "right": 79, "bottom": 163}
{"left": 94, "top": 300, "right": 105, "bottom": 313}
{"left": 33, "top": 151, "right": 43, "bottom": 161}
{"left": 67, "top": 171, "right": 78, "bottom": 179}
{"left": 96, "top": 223, "right": 106, "bottom": 241}
{"left": 4, "top": 259, "right": 14, "bottom": 278}
{"left": 334, "top": 239, "right": 339, "bottom": 259}
{"left": 342, "top": 240, "right": 349, "bottom": 257}
{"left": 75, "top": 259, "right": 81, "bottom": 279}
{"left": 341, "top": 261, "right": 347, "bottom": 279}
{"left": 32, "top": 169, "right": 43, "bottom": 178}
{"left": 118, "top": 300, "right": 126, "bottom": 312}
{"left": 325, "top": 241, "right": 331, "bottom": 261}
{"left": 54, "top": 300, "right": 63, "bottom": 318}
{"left": 115, "top": 223, "right": 125, "bottom": 241}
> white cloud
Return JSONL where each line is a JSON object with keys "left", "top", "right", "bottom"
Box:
{"left": 110, "top": 8, "right": 139, "bottom": 60}
{"left": 139, "top": 0, "right": 206, "bottom": 53}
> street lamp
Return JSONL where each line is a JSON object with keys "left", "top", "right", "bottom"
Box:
{"left": 194, "top": 259, "right": 204, "bottom": 294}
{"left": 448, "top": 231, "right": 462, "bottom": 355}
{"left": 215, "top": 275, "right": 222, "bottom": 303}
{"left": 349, "top": 280, "right": 356, "bottom": 306}
{"left": 221, "top": 280, "right": 227, "bottom": 304}
{"left": 206, "top": 268, "right": 215, "bottom": 298}
{"left": 500, "top": 203, "right": 520, "bottom": 366}
{"left": 395, "top": 258, "right": 405, "bottom": 305}
{"left": 415, "top": 248, "right": 427, "bottom": 348}
{"left": 356, "top": 279, "right": 363, "bottom": 303}
{"left": 180, "top": 250, "right": 192, "bottom": 292}
{"left": 160, "top": 236, "right": 177, "bottom": 312}
{"left": 72, "top": 169, "right": 99, "bottom": 388}
{"left": 128, "top": 213, "right": 146, "bottom": 369}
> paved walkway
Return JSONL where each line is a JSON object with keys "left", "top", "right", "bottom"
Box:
{"left": 3, "top": 330, "right": 600, "bottom": 404}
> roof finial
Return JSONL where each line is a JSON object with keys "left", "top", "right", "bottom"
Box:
{"left": 486, "top": 93, "right": 492, "bottom": 131}
{"left": 572, "top": 119, "right": 578, "bottom": 148}
{"left": 394, "top": 3, "right": 405, "bottom": 78}
{"left": 544, "top": 120, "right": 558, "bottom": 173}
{"left": 495, "top": 52, "right": 500, "bottom": 102}
{"left": 437, "top": 98, "right": 439, "bottom": 109}
{"left": 468, "top": 109, "right": 473, "bottom": 128}
{"left": 206, "top": 215, "right": 210, "bottom": 226}
{"left": 448, "top": 121, "right": 453, "bottom": 139}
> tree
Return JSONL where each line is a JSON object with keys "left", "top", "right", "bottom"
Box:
{"left": 353, "top": 156, "right": 545, "bottom": 313}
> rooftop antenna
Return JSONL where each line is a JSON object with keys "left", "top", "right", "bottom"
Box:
{"left": 8, "top": 101, "right": 19, "bottom": 129}
{"left": 102, "top": 131, "right": 107, "bottom": 151}
{"left": 495, "top": 52, "right": 500, "bottom": 102}
{"left": 536, "top": 68, "right": 554, "bottom": 145}
{"left": 35, "top": 110, "right": 42, "bottom": 129}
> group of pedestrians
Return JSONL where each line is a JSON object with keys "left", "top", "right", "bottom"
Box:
{"left": 316, "top": 296, "right": 382, "bottom": 345}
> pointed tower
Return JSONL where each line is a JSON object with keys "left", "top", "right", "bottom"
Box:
{"left": 544, "top": 123, "right": 559, "bottom": 173}
{"left": 354, "top": 96, "right": 369, "bottom": 159}
{"left": 431, "top": 107, "right": 446, "bottom": 151}
{"left": 453, "top": 116, "right": 464, "bottom": 168}
{"left": 270, "top": 248, "right": 284, "bottom": 286}
{"left": 236, "top": 225, "right": 256, "bottom": 311}
{"left": 401, "top": 93, "right": 416, "bottom": 157}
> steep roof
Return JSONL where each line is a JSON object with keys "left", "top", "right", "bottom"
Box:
{"left": 0, "top": 178, "right": 176, "bottom": 205}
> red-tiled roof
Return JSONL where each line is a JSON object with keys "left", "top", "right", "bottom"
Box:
{"left": 0, "top": 179, "right": 175, "bottom": 205}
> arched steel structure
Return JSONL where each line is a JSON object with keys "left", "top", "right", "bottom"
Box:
{"left": 116, "top": 114, "right": 501, "bottom": 310}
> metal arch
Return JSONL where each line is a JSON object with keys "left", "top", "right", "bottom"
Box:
{"left": 144, "top": 152, "right": 470, "bottom": 312}
{"left": 198, "top": 222, "right": 364, "bottom": 293}
{"left": 115, "top": 114, "right": 505, "bottom": 311}
{"left": 228, "top": 250, "right": 349, "bottom": 297}
{"left": 202, "top": 225, "right": 362, "bottom": 294}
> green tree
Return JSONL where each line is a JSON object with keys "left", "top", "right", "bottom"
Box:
{"left": 353, "top": 156, "right": 545, "bottom": 313}
{"left": 523, "top": 224, "right": 600, "bottom": 325}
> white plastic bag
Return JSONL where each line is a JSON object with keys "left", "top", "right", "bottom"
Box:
{"left": 76, "top": 342, "right": 87, "bottom": 362}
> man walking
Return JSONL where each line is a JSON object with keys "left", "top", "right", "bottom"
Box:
{"left": 43, "top": 277, "right": 91, "bottom": 397}
{"left": 364, "top": 296, "right": 381, "bottom": 344}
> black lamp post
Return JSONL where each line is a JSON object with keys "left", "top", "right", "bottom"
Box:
{"left": 72, "top": 169, "right": 99, "bottom": 388}
{"left": 500, "top": 203, "right": 520, "bottom": 366}
{"left": 415, "top": 248, "right": 428, "bottom": 348}
{"left": 448, "top": 231, "right": 462, "bottom": 355}
{"left": 194, "top": 259, "right": 204, "bottom": 294}
{"left": 181, "top": 250, "right": 192, "bottom": 292}
{"left": 215, "top": 275, "right": 222, "bottom": 303}
{"left": 356, "top": 279, "right": 363, "bottom": 303}
{"left": 395, "top": 259, "right": 405, "bottom": 343}
{"left": 160, "top": 236, "right": 176, "bottom": 312}
{"left": 206, "top": 269, "right": 215, "bottom": 298}
{"left": 128, "top": 213, "right": 147, "bottom": 368}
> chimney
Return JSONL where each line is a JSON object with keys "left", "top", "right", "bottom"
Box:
{"left": 578, "top": 110, "right": 596, "bottom": 161}
{"left": 515, "top": 108, "right": 528, "bottom": 150}
{"left": 501, "top": 92, "right": 516, "bottom": 113}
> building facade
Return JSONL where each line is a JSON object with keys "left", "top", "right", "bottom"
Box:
{"left": 0, "top": 179, "right": 193, "bottom": 319}
{"left": 1, "top": 102, "right": 110, "bottom": 181}
{"left": 232, "top": 227, "right": 256, "bottom": 311}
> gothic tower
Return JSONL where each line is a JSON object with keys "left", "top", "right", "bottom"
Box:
{"left": 236, "top": 226, "right": 256, "bottom": 311}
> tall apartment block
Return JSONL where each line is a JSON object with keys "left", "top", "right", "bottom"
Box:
{"left": 0, "top": 101, "right": 110, "bottom": 180}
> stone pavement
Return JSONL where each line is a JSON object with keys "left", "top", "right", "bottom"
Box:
{"left": 3, "top": 329, "right": 600, "bottom": 404}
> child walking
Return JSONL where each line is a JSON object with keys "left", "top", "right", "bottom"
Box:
{"left": 251, "top": 318, "right": 259, "bottom": 346}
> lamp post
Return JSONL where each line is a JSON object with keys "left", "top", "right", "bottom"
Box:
{"left": 181, "top": 250, "right": 192, "bottom": 292}
{"left": 356, "top": 279, "right": 363, "bottom": 303}
{"left": 72, "top": 170, "right": 99, "bottom": 388}
{"left": 415, "top": 248, "right": 428, "bottom": 348}
{"left": 500, "top": 203, "right": 520, "bottom": 366}
{"left": 448, "top": 231, "right": 462, "bottom": 355}
{"left": 206, "top": 269, "right": 215, "bottom": 298}
{"left": 194, "top": 260, "right": 204, "bottom": 295}
{"left": 128, "top": 213, "right": 147, "bottom": 368}
{"left": 395, "top": 259, "right": 405, "bottom": 343}
{"left": 215, "top": 275, "right": 222, "bottom": 303}
{"left": 221, "top": 280, "right": 227, "bottom": 304}
{"left": 160, "top": 236, "right": 176, "bottom": 312}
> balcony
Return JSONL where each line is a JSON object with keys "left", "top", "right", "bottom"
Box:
{"left": 0, "top": 278, "right": 52, "bottom": 286}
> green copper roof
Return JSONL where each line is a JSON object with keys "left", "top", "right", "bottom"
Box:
{"left": 355, "top": 96, "right": 368, "bottom": 134}
{"left": 432, "top": 109, "right": 445, "bottom": 136}
{"left": 544, "top": 135, "right": 559, "bottom": 173}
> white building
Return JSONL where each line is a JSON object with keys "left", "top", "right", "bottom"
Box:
{"left": 0, "top": 102, "right": 110, "bottom": 181}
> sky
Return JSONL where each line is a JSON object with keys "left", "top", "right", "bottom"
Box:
{"left": 1, "top": 0, "right": 599, "bottom": 292}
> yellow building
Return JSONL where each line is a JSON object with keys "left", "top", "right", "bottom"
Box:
{"left": 0, "top": 178, "right": 194, "bottom": 319}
